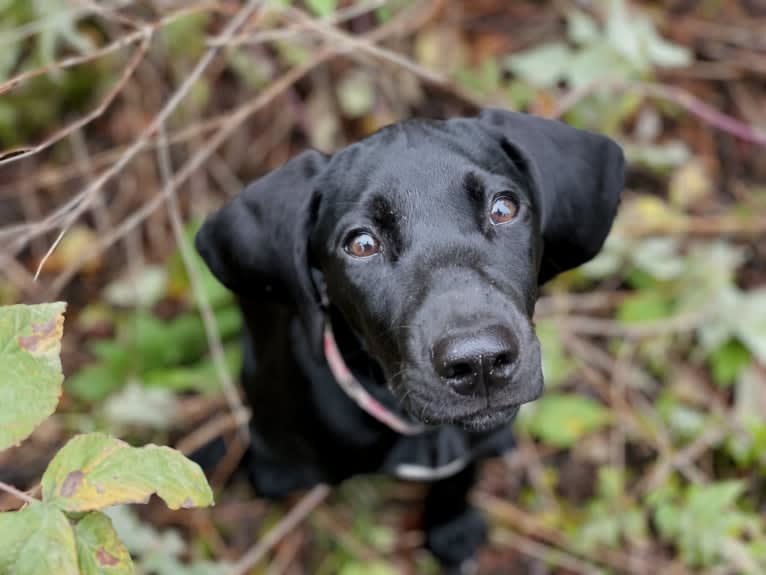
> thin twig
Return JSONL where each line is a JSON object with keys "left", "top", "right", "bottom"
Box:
{"left": 639, "top": 424, "right": 728, "bottom": 494}
{"left": 535, "top": 290, "right": 629, "bottom": 317}
{"left": 176, "top": 408, "right": 251, "bottom": 456}
{"left": 0, "top": 0, "right": 133, "bottom": 47}
{"left": 0, "top": 33, "right": 152, "bottom": 166}
{"left": 491, "top": 528, "right": 600, "bottom": 575}
{"left": 157, "top": 124, "right": 250, "bottom": 444}
{"left": 312, "top": 507, "right": 384, "bottom": 562}
{"left": 46, "top": 57, "right": 318, "bottom": 297}
{"left": 29, "top": 0, "right": 265, "bottom": 280}
{"left": 228, "top": 485, "right": 332, "bottom": 575}
{"left": 286, "top": 6, "right": 483, "bottom": 107}
{"left": 474, "top": 492, "right": 670, "bottom": 575}
{"left": 553, "top": 80, "right": 766, "bottom": 147}
{"left": 44, "top": 0, "right": 443, "bottom": 296}
{"left": 620, "top": 212, "right": 766, "bottom": 237}
{"left": 218, "top": 0, "right": 387, "bottom": 48}
{"left": 0, "top": 110, "right": 236, "bottom": 207}
{"left": 0, "top": 481, "right": 36, "bottom": 505}
{"left": 265, "top": 529, "right": 304, "bottom": 575}
{"left": 0, "top": 4, "right": 213, "bottom": 96}
{"left": 556, "top": 309, "right": 710, "bottom": 338}
{"left": 3, "top": 0, "right": 441, "bottom": 260}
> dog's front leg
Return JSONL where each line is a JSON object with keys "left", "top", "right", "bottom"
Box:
{"left": 423, "top": 463, "right": 486, "bottom": 574}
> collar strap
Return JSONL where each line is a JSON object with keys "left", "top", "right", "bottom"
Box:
{"left": 323, "top": 321, "right": 425, "bottom": 436}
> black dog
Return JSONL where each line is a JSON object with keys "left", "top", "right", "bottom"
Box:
{"left": 196, "top": 109, "right": 623, "bottom": 571}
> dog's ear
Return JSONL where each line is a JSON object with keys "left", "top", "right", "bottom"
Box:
{"left": 477, "top": 109, "right": 624, "bottom": 284}
{"left": 195, "top": 149, "right": 328, "bottom": 342}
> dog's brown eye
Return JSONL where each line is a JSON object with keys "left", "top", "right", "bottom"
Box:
{"left": 490, "top": 196, "right": 518, "bottom": 225}
{"left": 345, "top": 231, "right": 380, "bottom": 258}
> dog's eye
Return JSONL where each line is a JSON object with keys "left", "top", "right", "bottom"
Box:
{"left": 344, "top": 231, "right": 380, "bottom": 258}
{"left": 490, "top": 195, "right": 518, "bottom": 225}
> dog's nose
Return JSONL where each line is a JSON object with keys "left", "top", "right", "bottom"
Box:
{"left": 432, "top": 326, "right": 517, "bottom": 396}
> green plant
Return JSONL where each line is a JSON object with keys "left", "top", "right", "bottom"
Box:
{"left": 648, "top": 480, "right": 765, "bottom": 571}
{"left": 506, "top": 0, "right": 690, "bottom": 89}
{"left": 0, "top": 303, "right": 214, "bottom": 575}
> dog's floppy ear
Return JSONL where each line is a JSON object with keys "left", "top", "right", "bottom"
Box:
{"left": 195, "top": 149, "right": 328, "bottom": 341}
{"left": 478, "top": 109, "right": 624, "bottom": 284}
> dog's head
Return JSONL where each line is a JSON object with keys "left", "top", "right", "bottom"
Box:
{"left": 196, "top": 110, "right": 624, "bottom": 432}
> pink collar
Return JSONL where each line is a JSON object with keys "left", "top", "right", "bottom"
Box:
{"left": 323, "top": 322, "right": 425, "bottom": 436}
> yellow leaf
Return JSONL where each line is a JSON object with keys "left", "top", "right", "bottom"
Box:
{"left": 42, "top": 433, "right": 214, "bottom": 512}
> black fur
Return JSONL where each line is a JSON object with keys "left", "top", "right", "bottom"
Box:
{"left": 196, "top": 110, "right": 624, "bottom": 568}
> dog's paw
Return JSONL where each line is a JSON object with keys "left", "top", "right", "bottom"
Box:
{"left": 425, "top": 507, "right": 487, "bottom": 570}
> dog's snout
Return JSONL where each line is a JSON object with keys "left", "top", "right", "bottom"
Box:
{"left": 432, "top": 326, "right": 517, "bottom": 396}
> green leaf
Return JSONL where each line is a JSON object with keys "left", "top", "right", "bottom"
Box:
{"left": 677, "top": 481, "right": 753, "bottom": 566}
{"left": 735, "top": 288, "right": 766, "bottom": 364}
{"left": 141, "top": 344, "right": 241, "bottom": 392}
{"left": 657, "top": 391, "right": 709, "bottom": 439}
{"left": 566, "top": 42, "right": 629, "bottom": 87}
{"left": 605, "top": 0, "right": 690, "bottom": 72}
{"left": 688, "top": 480, "right": 745, "bottom": 511}
{"left": 734, "top": 366, "right": 766, "bottom": 427}
{"left": 523, "top": 393, "right": 610, "bottom": 447}
{"left": 567, "top": 10, "right": 600, "bottom": 45}
{"left": 653, "top": 501, "right": 681, "bottom": 539}
{"left": 596, "top": 466, "right": 625, "bottom": 500}
{"left": 166, "top": 221, "right": 234, "bottom": 308}
{"left": 336, "top": 71, "right": 375, "bottom": 118}
{"left": 456, "top": 58, "right": 501, "bottom": 97}
{"left": 708, "top": 339, "right": 751, "bottom": 387}
{"left": 339, "top": 562, "right": 398, "bottom": 575}
{"left": 104, "top": 506, "right": 185, "bottom": 557}
{"left": 0, "top": 302, "right": 67, "bottom": 450}
{"left": 75, "top": 511, "right": 134, "bottom": 574}
{"left": 617, "top": 291, "right": 674, "bottom": 323}
{"left": 536, "top": 320, "right": 575, "bottom": 387}
{"left": 305, "top": 0, "right": 336, "bottom": 17}
{"left": 42, "top": 432, "right": 214, "bottom": 512}
{"left": 32, "top": 0, "right": 93, "bottom": 69}
{"left": 506, "top": 43, "right": 572, "bottom": 87}
{"left": 68, "top": 304, "right": 241, "bottom": 401}
{"left": 669, "top": 160, "right": 713, "bottom": 209}
{"left": 631, "top": 237, "right": 684, "bottom": 281}
{"left": 0, "top": 502, "right": 79, "bottom": 575}
{"left": 67, "top": 363, "right": 125, "bottom": 402}
{"left": 102, "top": 383, "right": 179, "bottom": 430}
{"left": 623, "top": 141, "right": 691, "bottom": 173}
{"left": 104, "top": 506, "right": 233, "bottom": 575}
{"left": 643, "top": 22, "right": 692, "bottom": 68}
{"left": 579, "top": 234, "right": 627, "bottom": 279}
{"left": 160, "top": 12, "right": 209, "bottom": 60}
{"left": 104, "top": 266, "right": 168, "bottom": 308}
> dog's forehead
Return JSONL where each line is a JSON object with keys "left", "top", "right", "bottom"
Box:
{"left": 320, "top": 119, "right": 502, "bottom": 207}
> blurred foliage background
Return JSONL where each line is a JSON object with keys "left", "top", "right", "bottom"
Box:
{"left": 1, "top": 0, "right": 766, "bottom": 573}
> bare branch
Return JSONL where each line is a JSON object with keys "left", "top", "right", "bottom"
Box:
{"left": 0, "top": 480, "right": 36, "bottom": 506}
{"left": 0, "top": 4, "right": 215, "bottom": 96}
{"left": 228, "top": 485, "right": 331, "bottom": 575}
{"left": 28, "top": 0, "right": 265, "bottom": 280}
{"left": 44, "top": 0, "right": 444, "bottom": 295}
{"left": 554, "top": 80, "right": 766, "bottom": 146}
{"left": 0, "top": 33, "right": 152, "bottom": 167}
{"left": 157, "top": 123, "right": 250, "bottom": 444}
